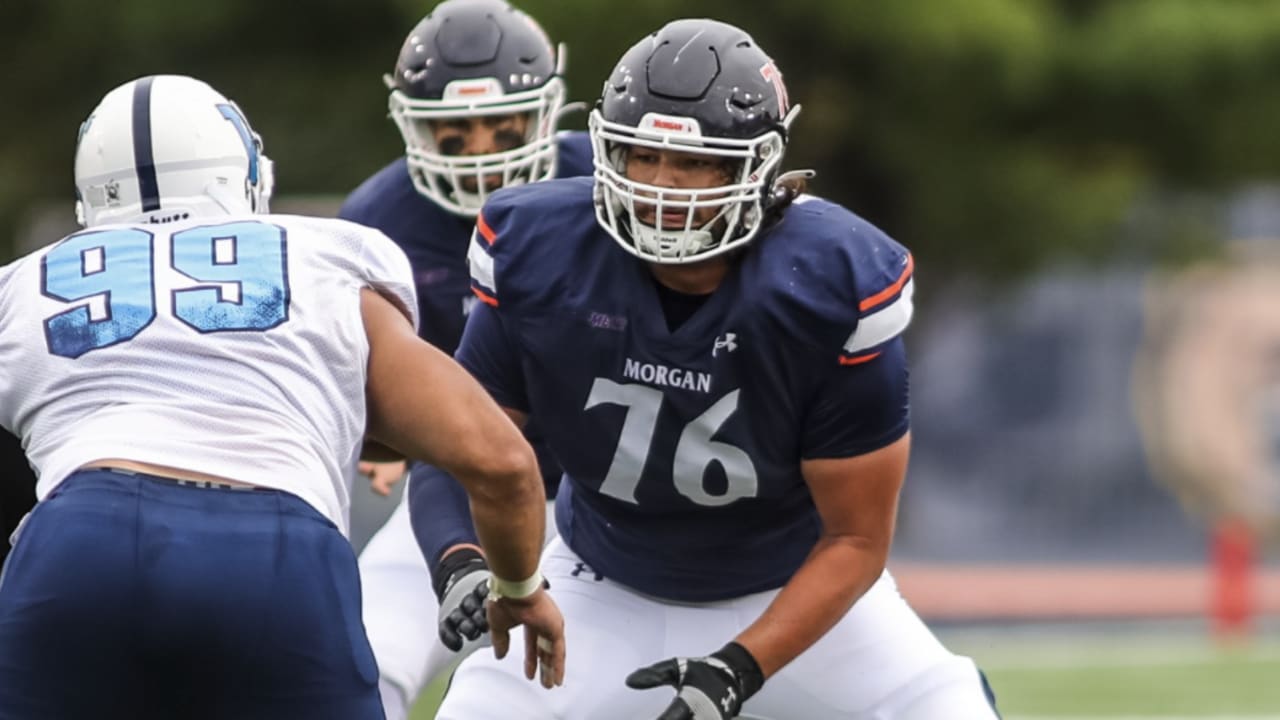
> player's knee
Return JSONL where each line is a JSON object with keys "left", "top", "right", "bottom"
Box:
{"left": 893, "top": 663, "right": 1001, "bottom": 720}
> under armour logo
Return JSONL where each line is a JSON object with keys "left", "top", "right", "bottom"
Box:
{"left": 721, "top": 687, "right": 738, "bottom": 712}
{"left": 712, "top": 333, "right": 738, "bottom": 357}
{"left": 570, "top": 562, "right": 604, "bottom": 581}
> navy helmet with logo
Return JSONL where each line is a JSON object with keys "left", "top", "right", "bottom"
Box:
{"left": 388, "top": 0, "right": 567, "bottom": 215}
{"left": 590, "top": 18, "right": 800, "bottom": 264}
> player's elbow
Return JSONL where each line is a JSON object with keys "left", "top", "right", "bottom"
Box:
{"left": 824, "top": 531, "right": 891, "bottom": 574}
{"left": 454, "top": 440, "right": 543, "bottom": 509}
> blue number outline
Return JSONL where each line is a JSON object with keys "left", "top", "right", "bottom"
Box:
{"left": 169, "top": 221, "right": 290, "bottom": 334}
{"left": 41, "top": 228, "right": 157, "bottom": 359}
{"left": 40, "top": 221, "right": 290, "bottom": 357}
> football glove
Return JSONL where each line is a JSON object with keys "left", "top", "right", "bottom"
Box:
{"left": 433, "top": 547, "right": 492, "bottom": 653}
{"left": 626, "top": 642, "right": 765, "bottom": 720}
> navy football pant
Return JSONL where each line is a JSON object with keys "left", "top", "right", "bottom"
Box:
{"left": 0, "top": 469, "right": 383, "bottom": 720}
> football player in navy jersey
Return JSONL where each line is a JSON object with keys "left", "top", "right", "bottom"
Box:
{"left": 423, "top": 18, "right": 1003, "bottom": 720}
{"left": 336, "top": 1, "right": 591, "bottom": 717}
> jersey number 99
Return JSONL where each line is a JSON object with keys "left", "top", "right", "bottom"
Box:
{"left": 41, "top": 221, "right": 289, "bottom": 358}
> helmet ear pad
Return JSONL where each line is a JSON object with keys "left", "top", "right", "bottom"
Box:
{"left": 588, "top": 19, "right": 798, "bottom": 264}
{"left": 74, "top": 75, "right": 272, "bottom": 228}
{"left": 386, "top": 0, "right": 567, "bottom": 216}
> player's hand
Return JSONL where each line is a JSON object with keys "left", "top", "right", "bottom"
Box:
{"left": 487, "top": 586, "right": 566, "bottom": 689}
{"left": 626, "top": 643, "right": 764, "bottom": 720}
{"left": 359, "top": 459, "right": 407, "bottom": 496}
{"left": 434, "top": 548, "right": 492, "bottom": 654}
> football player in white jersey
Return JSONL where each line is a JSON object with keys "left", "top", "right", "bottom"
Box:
{"left": 0, "top": 74, "right": 563, "bottom": 720}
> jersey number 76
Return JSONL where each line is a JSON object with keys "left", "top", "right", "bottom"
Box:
{"left": 585, "top": 378, "right": 758, "bottom": 507}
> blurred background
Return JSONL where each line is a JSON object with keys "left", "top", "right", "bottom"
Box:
{"left": 4, "top": 0, "right": 1280, "bottom": 716}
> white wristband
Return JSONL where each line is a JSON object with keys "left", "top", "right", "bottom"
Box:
{"left": 488, "top": 571, "right": 544, "bottom": 601}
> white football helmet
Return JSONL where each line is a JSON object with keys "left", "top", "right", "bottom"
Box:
{"left": 74, "top": 74, "right": 274, "bottom": 227}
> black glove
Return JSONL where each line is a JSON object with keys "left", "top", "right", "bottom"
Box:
{"left": 433, "top": 547, "right": 491, "bottom": 653}
{"left": 626, "top": 642, "right": 765, "bottom": 720}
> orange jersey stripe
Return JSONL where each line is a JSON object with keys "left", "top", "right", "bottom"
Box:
{"left": 838, "top": 351, "right": 881, "bottom": 366}
{"left": 476, "top": 212, "right": 498, "bottom": 246}
{"left": 471, "top": 286, "right": 498, "bottom": 307}
{"left": 858, "top": 254, "right": 914, "bottom": 313}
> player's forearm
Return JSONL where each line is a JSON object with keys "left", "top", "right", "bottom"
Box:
{"left": 362, "top": 288, "right": 545, "bottom": 580}
{"left": 405, "top": 435, "right": 544, "bottom": 582}
{"left": 370, "top": 413, "right": 543, "bottom": 578}
{"left": 734, "top": 533, "right": 888, "bottom": 678}
{"left": 463, "top": 450, "right": 546, "bottom": 584}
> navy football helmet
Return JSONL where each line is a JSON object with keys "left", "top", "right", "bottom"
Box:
{"left": 387, "top": 0, "right": 567, "bottom": 216}
{"left": 591, "top": 19, "right": 800, "bottom": 264}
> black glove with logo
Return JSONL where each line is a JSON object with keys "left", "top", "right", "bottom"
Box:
{"left": 432, "top": 547, "right": 491, "bottom": 653}
{"left": 626, "top": 642, "right": 765, "bottom": 720}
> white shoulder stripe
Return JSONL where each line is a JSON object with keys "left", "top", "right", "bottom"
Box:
{"left": 467, "top": 230, "right": 496, "bottom": 292}
{"left": 843, "top": 278, "right": 914, "bottom": 353}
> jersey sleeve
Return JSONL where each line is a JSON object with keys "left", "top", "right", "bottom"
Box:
{"left": 840, "top": 246, "right": 914, "bottom": 366}
{"left": 355, "top": 227, "right": 419, "bottom": 331}
{"left": 802, "top": 335, "right": 910, "bottom": 459}
{"left": 465, "top": 179, "right": 592, "bottom": 311}
{"left": 773, "top": 205, "right": 914, "bottom": 457}
{"left": 454, "top": 301, "right": 529, "bottom": 413}
{"left": 467, "top": 214, "right": 501, "bottom": 308}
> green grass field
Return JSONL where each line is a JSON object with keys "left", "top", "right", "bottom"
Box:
{"left": 949, "top": 628, "right": 1280, "bottom": 718}
{"left": 407, "top": 624, "right": 1280, "bottom": 719}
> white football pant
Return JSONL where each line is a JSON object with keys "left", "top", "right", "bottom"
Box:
{"left": 435, "top": 537, "right": 999, "bottom": 720}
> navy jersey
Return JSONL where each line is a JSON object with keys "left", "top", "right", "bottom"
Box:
{"left": 460, "top": 177, "right": 915, "bottom": 601}
{"left": 339, "top": 131, "right": 591, "bottom": 503}
{"left": 339, "top": 130, "right": 592, "bottom": 356}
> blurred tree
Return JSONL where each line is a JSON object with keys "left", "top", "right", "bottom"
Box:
{"left": 5, "top": 0, "right": 1280, "bottom": 282}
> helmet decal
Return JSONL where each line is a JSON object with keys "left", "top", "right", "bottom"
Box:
{"left": 217, "top": 103, "right": 260, "bottom": 185}
{"left": 131, "top": 76, "right": 161, "bottom": 213}
{"left": 759, "top": 60, "right": 790, "bottom": 117}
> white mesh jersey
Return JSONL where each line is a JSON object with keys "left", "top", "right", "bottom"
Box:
{"left": 0, "top": 213, "right": 417, "bottom": 535}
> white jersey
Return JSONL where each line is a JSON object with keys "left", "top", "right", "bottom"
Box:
{"left": 0, "top": 213, "right": 417, "bottom": 534}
